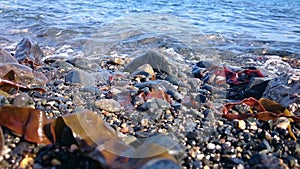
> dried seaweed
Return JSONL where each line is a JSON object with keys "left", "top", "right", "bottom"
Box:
{"left": 0, "top": 107, "right": 180, "bottom": 168}
{"left": 222, "top": 97, "right": 300, "bottom": 140}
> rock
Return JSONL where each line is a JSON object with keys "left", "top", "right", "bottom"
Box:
{"left": 274, "top": 117, "right": 290, "bottom": 130}
{"left": 249, "top": 153, "right": 283, "bottom": 169}
{"left": 15, "top": 37, "right": 44, "bottom": 65}
{"left": 207, "top": 143, "right": 216, "bottom": 150}
{"left": 65, "top": 69, "right": 95, "bottom": 86}
{"left": 141, "top": 158, "right": 181, "bottom": 169}
{"left": 124, "top": 50, "right": 178, "bottom": 76}
{"left": 95, "top": 99, "right": 122, "bottom": 112}
{"left": 12, "top": 92, "right": 34, "bottom": 107}
{"left": 243, "top": 77, "right": 271, "bottom": 99}
{"left": 19, "top": 156, "right": 34, "bottom": 169}
{"left": 138, "top": 99, "right": 171, "bottom": 121}
{"left": 68, "top": 57, "right": 100, "bottom": 71}
{"left": 51, "top": 60, "right": 74, "bottom": 71}
{"left": 262, "top": 71, "right": 300, "bottom": 115}
{"left": 131, "top": 64, "right": 155, "bottom": 79}
{"left": 0, "top": 48, "right": 18, "bottom": 64}
{"left": 237, "top": 120, "right": 246, "bottom": 130}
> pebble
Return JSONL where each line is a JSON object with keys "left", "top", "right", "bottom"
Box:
{"left": 95, "top": 99, "right": 122, "bottom": 112}
{"left": 207, "top": 143, "right": 216, "bottom": 150}
{"left": 65, "top": 69, "right": 96, "bottom": 86}
{"left": 19, "top": 156, "right": 34, "bottom": 169}
{"left": 51, "top": 158, "right": 62, "bottom": 166}
{"left": 237, "top": 120, "right": 246, "bottom": 130}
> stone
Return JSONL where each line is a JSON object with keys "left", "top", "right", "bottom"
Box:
{"left": 12, "top": 92, "right": 34, "bottom": 107}
{"left": 95, "top": 99, "right": 122, "bottom": 112}
{"left": 131, "top": 64, "right": 155, "bottom": 79}
{"left": 68, "top": 57, "right": 100, "bottom": 71}
{"left": 262, "top": 71, "right": 300, "bottom": 115}
{"left": 0, "top": 48, "right": 17, "bottom": 64}
{"left": 244, "top": 77, "right": 271, "bottom": 99}
{"left": 124, "top": 50, "right": 178, "bottom": 76}
{"left": 141, "top": 158, "right": 181, "bottom": 169}
{"left": 51, "top": 60, "right": 74, "bottom": 71}
{"left": 15, "top": 37, "right": 44, "bottom": 65}
{"left": 65, "top": 69, "right": 95, "bottom": 86}
{"left": 237, "top": 120, "right": 246, "bottom": 130}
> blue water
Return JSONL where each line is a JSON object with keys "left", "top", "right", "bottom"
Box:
{"left": 1, "top": 0, "right": 300, "bottom": 59}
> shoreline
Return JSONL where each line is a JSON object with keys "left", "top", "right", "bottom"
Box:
{"left": 0, "top": 38, "right": 300, "bottom": 169}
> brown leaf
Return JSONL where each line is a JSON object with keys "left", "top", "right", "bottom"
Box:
{"left": 0, "top": 106, "right": 52, "bottom": 144}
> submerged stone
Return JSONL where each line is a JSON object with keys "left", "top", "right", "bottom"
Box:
{"left": 124, "top": 50, "right": 178, "bottom": 76}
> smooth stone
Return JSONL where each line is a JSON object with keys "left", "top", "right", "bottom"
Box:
{"left": 68, "top": 57, "right": 100, "bottom": 71}
{"left": 51, "top": 60, "right": 74, "bottom": 71}
{"left": 141, "top": 158, "right": 181, "bottom": 169}
{"left": 207, "top": 143, "right": 216, "bottom": 150}
{"left": 124, "top": 50, "right": 178, "bottom": 76}
{"left": 0, "top": 48, "right": 18, "bottom": 64}
{"left": 15, "top": 37, "right": 44, "bottom": 64}
{"left": 244, "top": 77, "right": 271, "bottom": 99}
{"left": 12, "top": 92, "right": 34, "bottom": 107}
{"left": 95, "top": 99, "right": 122, "bottom": 112}
{"left": 130, "top": 64, "right": 155, "bottom": 79}
{"left": 65, "top": 69, "right": 95, "bottom": 86}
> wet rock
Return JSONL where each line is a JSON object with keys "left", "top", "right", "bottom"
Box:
{"left": 243, "top": 77, "right": 271, "bottom": 99}
{"left": 0, "top": 48, "right": 18, "bottom": 64}
{"left": 134, "top": 80, "right": 176, "bottom": 91}
{"left": 138, "top": 99, "right": 171, "bottom": 121}
{"left": 262, "top": 71, "right": 300, "bottom": 115}
{"left": 93, "top": 70, "right": 111, "bottom": 84}
{"left": 65, "top": 69, "right": 95, "bottom": 86}
{"left": 249, "top": 153, "right": 283, "bottom": 169}
{"left": 51, "top": 60, "right": 74, "bottom": 71}
{"left": 130, "top": 64, "right": 155, "bottom": 79}
{"left": 68, "top": 57, "right": 100, "bottom": 71}
{"left": 124, "top": 50, "right": 178, "bottom": 76}
{"left": 141, "top": 158, "right": 182, "bottom": 169}
{"left": 12, "top": 92, "right": 34, "bottom": 107}
{"left": 0, "top": 96, "right": 7, "bottom": 106}
{"left": 95, "top": 99, "right": 122, "bottom": 112}
{"left": 15, "top": 38, "right": 44, "bottom": 65}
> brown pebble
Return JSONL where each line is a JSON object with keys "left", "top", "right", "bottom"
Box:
{"left": 51, "top": 158, "right": 62, "bottom": 166}
{"left": 19, "top": 156, "right": 34, "bottom": 169}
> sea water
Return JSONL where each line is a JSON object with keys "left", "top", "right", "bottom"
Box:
{"left": 0, "top": 0, "right": 299, "bottom": 59}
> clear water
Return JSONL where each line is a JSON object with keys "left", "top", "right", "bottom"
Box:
{"left": 1, "top": 0, "right": 300, "bottom": 59}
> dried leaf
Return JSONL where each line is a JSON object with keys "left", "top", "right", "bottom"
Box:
{"left": 0, "top": 106, "right": 52, "bottom": 144}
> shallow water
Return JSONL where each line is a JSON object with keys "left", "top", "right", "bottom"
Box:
{"left": 0, "top": 0, "right": 300, "bottom": 59}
